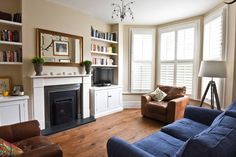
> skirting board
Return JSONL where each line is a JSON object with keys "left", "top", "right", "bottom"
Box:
{"left": 123, "top": 101, "right": 141, "bottom": 108}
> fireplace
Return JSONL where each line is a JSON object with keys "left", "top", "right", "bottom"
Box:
{"left": 31, "top": 75, "right": 95, "bottom": 135}
{"left": 44, "top": 84, "right": 82, "bottom": 133}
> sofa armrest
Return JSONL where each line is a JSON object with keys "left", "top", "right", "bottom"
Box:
{"left": 166, "top": 96, "right": 190, "bottom": 123}
{"left": 107, "top": 137, "right": 155, "bottom": 157}
{"left": 184, "top": 106, "right": 223, "bottom": 126}
{"left": 19, "top": 144, "right": 63, "bottom": 157}
{"left": 0, "top": 120, "right": 41, "bottom": 143}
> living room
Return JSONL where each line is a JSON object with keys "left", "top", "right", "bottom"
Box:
{"left": 0, "top": 0, "right": 236, "bottom": 156}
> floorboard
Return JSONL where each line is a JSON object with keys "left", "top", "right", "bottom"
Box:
{"left": 49, "top": 109, "right": 164, "bottom": 157}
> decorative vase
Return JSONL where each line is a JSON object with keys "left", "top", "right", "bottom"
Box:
{"left": 34, "top": 63, "right": 43, "bottom": 76}
{"left": 85, "top": 65, "right": 91, "bottom": 74}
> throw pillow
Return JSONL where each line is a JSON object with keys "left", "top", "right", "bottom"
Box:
{"left": 0, "top": 138, "right": 24, "bottom": 156}
{"left": 149, "top": 88, "right": 167, "bottom": 102}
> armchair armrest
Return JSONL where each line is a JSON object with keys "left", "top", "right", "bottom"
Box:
{"left": 141, "top": 94, "right": 152, "bottom": 105}
{"left": 19, "top": 144, "right": 63, "bottom": 157}
{"left": 0, "top": 120, "right": 41, "bottom": 143}
{"left": 166, "top": 95, "right": 190, "bottom": 123}
{"left": 184, "top": 106, "right": 223, "bottom": 126}
{"left": 141, "top": 94, "right": 152, "bottom": 116}
{"left": 107, "top": 137, "right": 155, "bottom": 157}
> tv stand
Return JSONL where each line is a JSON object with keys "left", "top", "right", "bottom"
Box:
{"left": 90, "top": 85, "right": 123, "bottom": 118}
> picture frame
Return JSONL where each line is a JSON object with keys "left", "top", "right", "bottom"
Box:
{"left": 12, "top": 85, "right": 24, "bottom": 96}
{"left": 59, "top": 59, "right": 71, "bottom": 63}
{"left": 53, "top": 41, "right": 69, "bottom": 56}
{"left": 0, "top": 77, "right": 11, "bottom": 94}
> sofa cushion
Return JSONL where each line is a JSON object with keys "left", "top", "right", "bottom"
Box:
{"left": 175, "top": 115, "right": 236, "bottom": 157}
{"left": 149, "top": 88, "right": 167, "bottom": 102}
{"left": 0, "top": 138, "right": 23, "bottom": 156}
{"left": 226, "top": 101, "right": 236, "bottom": 111}
{"left": 146, "top": 101, "right": 167, "bottom": 115}
{"left": 14, "top": 136, "right": 53, "bottom": 153}
{"left": 134, "top": 131, "right": 184, "bottom": 157}
{"left": 161, "top": 118, "right": 209, "bottom": 141}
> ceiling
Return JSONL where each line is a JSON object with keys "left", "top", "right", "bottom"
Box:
{"left": 47, "top": 0, "right": 223, "bottom": 25}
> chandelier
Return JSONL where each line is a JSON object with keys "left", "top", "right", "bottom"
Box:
{"left": 111, "top": 0, "right": 135, "bottom": 21}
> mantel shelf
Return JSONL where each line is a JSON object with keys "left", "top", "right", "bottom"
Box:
{"left": 91, "top": 37, "right": 118, "bottom": 44}
{"left": 30, "top": 74, "right": 91, "bottom": 79}
{"left": 92, "top": 65, "right": 118, "bottom": 68}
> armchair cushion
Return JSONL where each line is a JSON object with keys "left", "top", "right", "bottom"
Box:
{"left": 0, "top": 138, "right": 24, "bottom": 156}
{"left": 158, "top": 85, "right": 186, "bottom": 101}
{"left": 148, "top": 88, "right": 167, "bottom": 102}
{"left": 146, "top": 101, "right": 168, "bottom": 115}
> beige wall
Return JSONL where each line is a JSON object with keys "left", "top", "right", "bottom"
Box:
{"left": 21, "top": 0, "right": 111, "bottom": 118}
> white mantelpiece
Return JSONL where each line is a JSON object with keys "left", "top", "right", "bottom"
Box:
{"left": 30, "top": 74, "right": 91, "bottom": 129}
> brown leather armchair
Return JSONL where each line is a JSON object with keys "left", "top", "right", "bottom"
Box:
{"left": 0, "top": 120, "right": 63, "bottom": 157}
{"left": 141, "top": 85, "right": 190, "bottom": 123}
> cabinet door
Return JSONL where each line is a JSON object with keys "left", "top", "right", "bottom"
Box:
{"left": 0, "top": 103, "right": 21, "bottom": 125}
{"left": 95, "top": 90, "right": 108, "bottom": 113}
{"left": 108, "top": 89, "right": 121, "bottom": 109}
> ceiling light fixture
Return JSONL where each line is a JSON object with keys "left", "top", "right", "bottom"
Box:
{"left": 224, "top": 0, "right": 236, "bottom": 4}
{"left": 111, "top": 0, "right": 135, "bottom": 21}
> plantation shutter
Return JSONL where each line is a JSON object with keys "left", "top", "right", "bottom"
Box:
{"left": 131, "top": 29, "right": 155, "bottom": 93}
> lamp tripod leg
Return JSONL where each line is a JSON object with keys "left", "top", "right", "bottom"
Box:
{"left": 200, "top": 81, "right": 211, "bottom": 107}
{"left": 210, "top": 81, "right": 214, "bottom": 109}
{"left": 212, "top": 83, "right": 221, "bottom": 110}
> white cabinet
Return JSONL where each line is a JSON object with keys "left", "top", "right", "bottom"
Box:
{"left": 90, "top": 86, "right": 123, "bottom": 118}
{"left": 0, "top": 96, "right": 29, "bottom": 126}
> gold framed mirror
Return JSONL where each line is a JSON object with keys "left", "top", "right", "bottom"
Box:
{"left": 36, "top": 28, "right": 83, "bottom": 66}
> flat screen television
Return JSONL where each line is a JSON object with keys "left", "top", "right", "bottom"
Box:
{"left": 92, "top": 68, "right": 113, "bottom": 86}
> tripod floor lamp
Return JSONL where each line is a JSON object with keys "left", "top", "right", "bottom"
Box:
{"left": 198, "top": 61, "right": 227, "bottom": 110}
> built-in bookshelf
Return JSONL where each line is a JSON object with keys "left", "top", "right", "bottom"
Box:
{"left": 0, "top": 18, "right": 22, "bottom": 64}
{"left": 91, "top": 26, "right": 118, "bottom": 67}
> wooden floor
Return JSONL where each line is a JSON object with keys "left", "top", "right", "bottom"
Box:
{"left": 49, "top": 109, "right": 164, "bottom": 157}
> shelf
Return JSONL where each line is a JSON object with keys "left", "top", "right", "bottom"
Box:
{"left": 0, "top": 41, "right": 22, "bottom": 46}
{"left": 91, "top": 51, "right": 118, "bottom": 56}
{"left": 92, "top": 65, "right": 118, "bottom": 68}
{"left": 0, "top": 19, "right": 22, "bottom": 27}
{"left": 0, "top": 62, "right": 23, "bottom": 65}
{"left": 91, "top": 37, "right": 118, "bottom": 44}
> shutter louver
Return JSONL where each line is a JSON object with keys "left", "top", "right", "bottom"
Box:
{"left": 176, "top": 63, "right": 193, "bottom": 94}
{"left": 160, "top": 64, "right": 174, "bottom": 86}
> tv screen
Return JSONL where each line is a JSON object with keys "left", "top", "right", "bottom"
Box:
{"left": 93, "top": 68, "right": 113, "bottom": 86}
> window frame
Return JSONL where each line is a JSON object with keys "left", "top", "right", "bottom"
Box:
{"left": 157, "top": 21, "right": 200, "bottom": 98}
{"left": 129, "top": 28, "right": 156, "bottom": 93}
{"left": 201, "top": 6, "right": 228, "bottom": 106}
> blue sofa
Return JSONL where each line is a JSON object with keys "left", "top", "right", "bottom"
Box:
{"left": 107, "top": 102, "right": 236, "bottom": 157}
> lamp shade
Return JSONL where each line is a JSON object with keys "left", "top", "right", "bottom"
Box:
{"left": 198, "top": 60, "right": 227, "bottom": 78}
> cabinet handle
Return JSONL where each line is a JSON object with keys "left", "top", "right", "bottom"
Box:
{"left": 108, "top": 95, "right": 112, "bottom": 97}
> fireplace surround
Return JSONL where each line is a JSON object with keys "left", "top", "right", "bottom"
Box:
{"left": 31, "top": 75, "right": 93, "bottom": 134}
